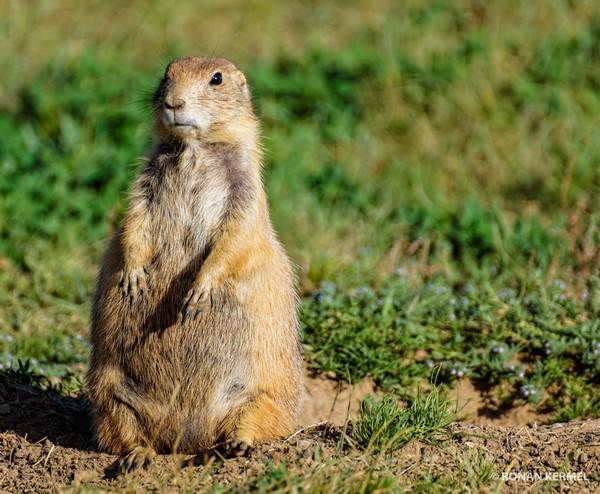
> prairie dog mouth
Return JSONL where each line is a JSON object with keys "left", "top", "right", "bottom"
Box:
{"left": 162, "top": 111, "right": 197, "bottom": 130}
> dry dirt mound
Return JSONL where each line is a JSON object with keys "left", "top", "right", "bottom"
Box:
{"left": 1, "top": 372, "right": 599, "bottom": 493}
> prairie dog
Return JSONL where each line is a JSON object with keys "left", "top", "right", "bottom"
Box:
{"left": 86, "top": 57, "right": 305, "bottom": 472}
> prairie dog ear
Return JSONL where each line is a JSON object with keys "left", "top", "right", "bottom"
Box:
{"left": 236, "top": 71, "right": 250, "bottom": 99}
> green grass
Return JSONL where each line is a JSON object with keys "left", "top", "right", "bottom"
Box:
{"left": 301, "top": 271, "right": 600, "bottom": 420}
{"left": 1, "top": 0, "right": 600, "bottom": 490}
{"left": 354, "top": 388, "right": 459, "bottom": 453}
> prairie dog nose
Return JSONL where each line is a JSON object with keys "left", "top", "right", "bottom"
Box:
{"left": 164, "top": 97, "right": 185, "bottom": 110}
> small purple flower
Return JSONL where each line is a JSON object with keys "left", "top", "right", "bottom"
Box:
{"left": 320, "top": 280, "right": 336, "bottom": 292}
{"left": 520, "top": 383, "right": 537, "bottom": 397}
{"left": 353, "top": 286, "right": 374, "bottom": 298}
{"left": 463, "top": 284, "right": 476, "bottom": 295}
{"left": 450, "top": 362, "right": 468, "bottom": 378}
{"left": 509, "top": 364, "right": 526, "bottom": 378}
{"left": 491, "top": 343, "right": 505, "bottom": 354}
{"left": 314, "top": 280, "right": 337, "bottom": 303}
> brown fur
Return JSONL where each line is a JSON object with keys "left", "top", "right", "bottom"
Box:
{"left": 86, "top": 57, "right": 305, "bottom": 465}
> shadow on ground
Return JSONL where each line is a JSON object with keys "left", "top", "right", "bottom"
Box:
{"left": 0, "top": 369, "right": 93, "bottom": 450}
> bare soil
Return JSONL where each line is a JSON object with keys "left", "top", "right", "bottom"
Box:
{"left": 1, "top": 371, "right": 599, "bottom": 493}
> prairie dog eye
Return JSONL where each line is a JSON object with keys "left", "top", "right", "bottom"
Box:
{"left": 209, "top": 72, "right": 222, "bottom": 85}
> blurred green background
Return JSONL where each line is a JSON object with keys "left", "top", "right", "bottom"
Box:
{"left": 1, "top": 0, "right": 599, "bottom": 419}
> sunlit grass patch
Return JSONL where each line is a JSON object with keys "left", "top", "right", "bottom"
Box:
{"left": 301, "top": 272, "right": 600, "bottom": 421}
{"left": 354, "top": 388, "right": 459, "bottom": 453}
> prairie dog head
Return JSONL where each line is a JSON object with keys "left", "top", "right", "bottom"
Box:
{"left": 152, "top": 57, "right": 256, "bottom": 145}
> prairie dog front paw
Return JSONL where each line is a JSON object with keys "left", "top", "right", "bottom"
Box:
{"left": 119, "top": 266, "right": 149, "bottom": 310}
{"left": 179, "top": 276, "right": 215, "bottom": 324}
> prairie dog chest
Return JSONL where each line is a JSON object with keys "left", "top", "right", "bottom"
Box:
{"left": 151, "top": 148, "right": 231, "bottom": 245}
